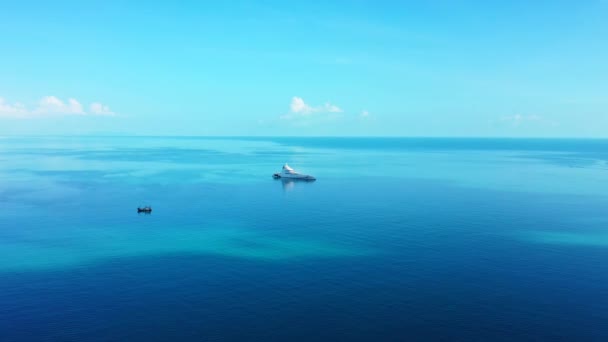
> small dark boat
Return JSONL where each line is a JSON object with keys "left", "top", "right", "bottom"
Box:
{"left": 137, "top": 206, "right": 152, "bottom": 213}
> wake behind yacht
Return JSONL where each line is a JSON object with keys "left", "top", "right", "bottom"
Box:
{"left": 273, "top": 164, "right": 316, "bottom": 181}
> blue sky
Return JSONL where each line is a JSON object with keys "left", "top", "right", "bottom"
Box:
{"left": 0, "top": 0, "right": 606, "bottom": 136}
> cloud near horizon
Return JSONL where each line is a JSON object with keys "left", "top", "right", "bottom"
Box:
{"left": 34, "top": 96, "right": 85, "bottom": 115}
{"left": 0, "top": 96, "right": 115, "bottom": 118}
{"left": 281, "top": 96, "right": 343, "bottom": 120}
{"left": 89, "top": 102, "right": 115, "bottom": 115}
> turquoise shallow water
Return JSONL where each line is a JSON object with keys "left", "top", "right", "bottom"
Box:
{"left": 1, "top": 137, "right": 608, "bottom": 341}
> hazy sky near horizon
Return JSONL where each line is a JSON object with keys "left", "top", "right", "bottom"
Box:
{"left": 1, "top": 1, "right": 607, "bottom": 137}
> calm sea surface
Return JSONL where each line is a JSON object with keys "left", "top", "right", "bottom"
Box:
{"left": 1, "top": 137, "right": 608, "bottom": 341}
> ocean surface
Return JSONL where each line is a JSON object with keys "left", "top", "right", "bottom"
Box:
{"left": 1, "top": 136, "right": 608, "bottom": 341}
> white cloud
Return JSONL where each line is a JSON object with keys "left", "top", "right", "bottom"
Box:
{"left": 90, "top": 102, "right": 115, "bottom": 116}
{"left": 0, "top": 96, "right": 116, "bottom": 119}
{"left": 360, "top": 110, "right": 370, "bottom": 118}
{"left": 290, "top": 96, "right": 313, "bottom": 114}
{"left": 34, "top": 96, "right": 85, "bottom": 115}
{"left": 282, "top": 96, "right": 343, "bottom": 120}
{"left": 323, "top": 103, "right": 342, "bottom": 113}
{"left": 0, "top": 98, "right": 28, "bottom": 118}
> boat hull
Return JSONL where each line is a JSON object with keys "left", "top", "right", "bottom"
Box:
{"left": 273, "top": 164, "right": 316, "bottom": 181}
{"left": 272, "top": 173, "right": 315, "bottom": 181}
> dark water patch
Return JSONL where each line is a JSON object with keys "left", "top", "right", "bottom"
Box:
{"left": 1, "top": 247, "right": 608, "bottom": 341}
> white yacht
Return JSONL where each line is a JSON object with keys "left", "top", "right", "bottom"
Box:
{"left": 273, "top": 164, "right": 316, "bottom": 181}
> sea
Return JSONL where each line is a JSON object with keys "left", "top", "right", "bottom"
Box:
{"left": 1, "top": 136, "right": 607, "bottom": 341}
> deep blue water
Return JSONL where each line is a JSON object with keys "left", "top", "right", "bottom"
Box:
{"left": 1, "top": 137, "right": 608, "bottom": 341}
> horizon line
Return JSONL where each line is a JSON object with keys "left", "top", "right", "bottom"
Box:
{"left": 2, "top": 134, "right": 608, "bottom": 140}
